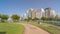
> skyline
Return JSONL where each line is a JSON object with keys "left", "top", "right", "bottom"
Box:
{"left": 0, "top": 0, "right": 60, "bottom": 16}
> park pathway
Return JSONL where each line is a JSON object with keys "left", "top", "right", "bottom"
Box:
{"left": 22, "top": 24, "right": 50, "bottom": 34}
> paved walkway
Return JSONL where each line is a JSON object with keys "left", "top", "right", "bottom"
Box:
{"left": 22, "top": 24, "right": 50, "bottom": 34}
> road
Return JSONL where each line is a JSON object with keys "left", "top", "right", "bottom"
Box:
{"left": 22, "top": 24, "right": 50, "bottom": 34}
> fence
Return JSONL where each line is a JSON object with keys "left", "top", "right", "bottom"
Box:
{"left": 43, "top": 21, "right": 60, "bottom": 26}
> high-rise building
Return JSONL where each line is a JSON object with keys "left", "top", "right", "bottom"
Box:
{"left": 36, "top": 8, "right": 44, "bottom": 19}
{"left": 44, "top": 8, "right": 52, "bottom": 18}
{"left": 44, "top": 8, "right": 57, "bottom": 18}
{"left": 27, "top": 8, "right": 32, "bottom": 18}
{"left": 31, "top": 9, "right": 36, "bottom": 19}
{"left": 50, "top": 10, "right": 57, "bottom": 17}
{"left": 23, "top": 13, "right": 27, "bottom": 19}
{"left": 25, "top": 8, "right": 57, "bottom": 19}
{"left": 27, "top": 8, "right": 36, "bottom": 19}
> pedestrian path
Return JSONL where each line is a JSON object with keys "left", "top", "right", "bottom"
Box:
{"left": 22, "top": 24, "right": 50, "bottom": 34}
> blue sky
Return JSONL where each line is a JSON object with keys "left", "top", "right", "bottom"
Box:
{"left": 0, "top": 0, "right": 60, "bottom": 16}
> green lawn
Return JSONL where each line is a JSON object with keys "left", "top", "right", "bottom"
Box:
{"left": 0, "top": 23, "right": 24, "bottom": 34}
{"left": 30, "top": 22, "right": 60, "bottom": 34}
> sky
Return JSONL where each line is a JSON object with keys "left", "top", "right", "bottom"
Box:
{"left": 0, "top": 0, "right": 60, "bottom": 16}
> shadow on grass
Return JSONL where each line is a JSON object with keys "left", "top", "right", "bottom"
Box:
{"left": 0, "top": 32, "right": 6, "bottom": 34}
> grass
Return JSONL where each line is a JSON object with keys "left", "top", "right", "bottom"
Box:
{"left": 0, "top": 23, "right": 24, "bottom": 34}
{"left": 30, "top": 22, "right": 60, "bottom": 34}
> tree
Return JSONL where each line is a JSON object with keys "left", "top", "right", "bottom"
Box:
{"left": 54, "top": 15, "right": 58, "bottom": 20}
{"left": 0, "top": 14, "right": 1, "bottom": 22}
{"left": 11, "top": 14, "right": 20, "bottom": 22}
{"left": 41, "top": 17, "right": 47, "bottom": 20}
{"left": 1, "top": 14, "right": 9, "bottom": 22}
{"left": 32, "top": 17, "right": 39, "bottom": 21}
{"left": 28, "top": 17, "right": 32, "bottom": 20}
{"left": 47, "top": 18, "right": 53, "bottom": 20}
{"left": 27, "top": 17, "right": 39, "bottom": 21}
{"left": 0, "top": 14, "right": 1, "bottom": 18}
{"left": 27, "top": 17, "right": 32, "bottom": 21}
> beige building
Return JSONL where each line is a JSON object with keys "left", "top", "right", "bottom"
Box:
{"left": 31, "top": 10, "right": 36, "bottom": 19}
{"left": 36, "top": 8, "right": 45, "bottom": 19}
{"left": 27, "top": 8, "right": 45, "bottom": 19}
